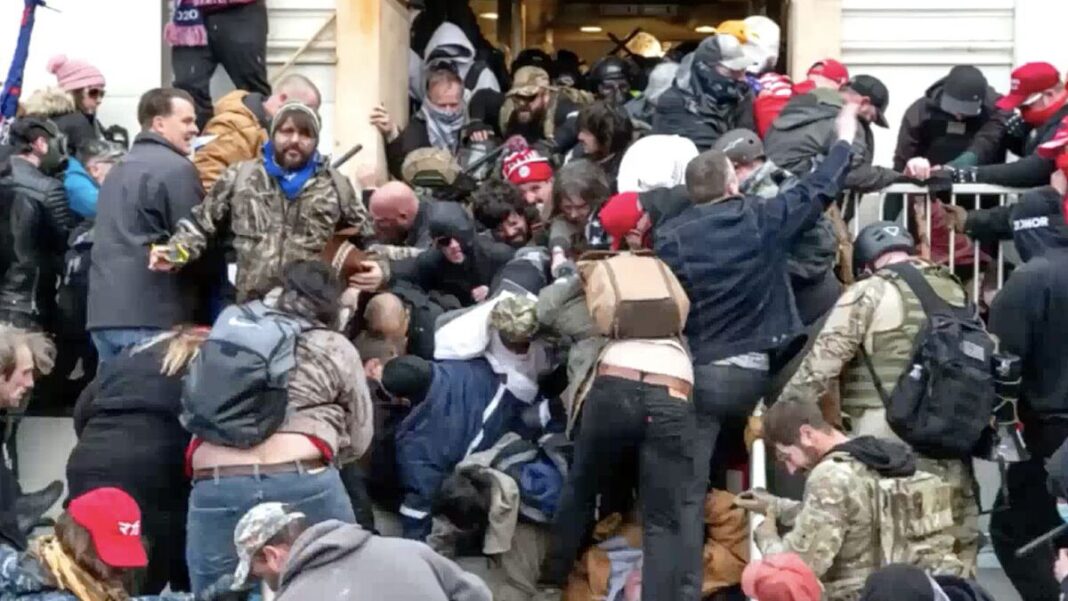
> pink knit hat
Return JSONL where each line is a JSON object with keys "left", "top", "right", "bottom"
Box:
{"left": 47, "top": 55, "right": 105, "bottom": 92}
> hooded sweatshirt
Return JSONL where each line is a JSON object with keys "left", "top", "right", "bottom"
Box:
{"left": 765, "top": 88, "right": 901, "bottom": 193}
{"left": 830, "top": 436, "right": 917, "bottom": 478}
{"left": 275, "top": 520, "right": 492, "bottom": 601}
{"left": 420, "top": 23, "right": 500, "bottom": 100}
{"left": 964, "top": 186, "right": 1068, "bottom": 263}
{"left": 893, "top": 77, "right": 1005, "bottom": 170}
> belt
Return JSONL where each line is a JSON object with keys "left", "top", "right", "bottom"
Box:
{"left": 597, "top": 364, "right": 692, "bottom": 401}
{"left": 192, "top": 459, "right": 328, "bottom": 481}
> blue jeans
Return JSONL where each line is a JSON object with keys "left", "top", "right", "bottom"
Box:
{"left": 91, "top": 328, "right": 163, "bottom": 364}
{"left": 185, "top": 465, "right": 355, "bottom": 594}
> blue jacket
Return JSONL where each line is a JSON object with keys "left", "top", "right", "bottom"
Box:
{"left": 63, "top": 158, "right": 99, "bottom": 220}
{"left": 655, "top": 140, "right": 852, "bottom": 365}
{"left": 395, "top": 359, "right": 528, "bottom": 539}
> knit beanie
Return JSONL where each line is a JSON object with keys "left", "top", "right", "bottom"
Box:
{"left": 741, "top": 553, "right": 823, "bottom": 601}
{"left": 271, "top": 102, "right": 322, "bottom": 137}
{"left": 503, "top": 148, "right": 553, "bottom": 185}
{"left": 598, "top": 192, "right": 643, "bottom": 250}
{"left": 47, "top": 55, "right": 105, "bottom": 92}
{"left": 381, "top": 356, "right": 433, "bottom": 404}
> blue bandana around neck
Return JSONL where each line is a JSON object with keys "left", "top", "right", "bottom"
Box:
{"left": 262, "top": 141, "right": 321, "bottom": 200}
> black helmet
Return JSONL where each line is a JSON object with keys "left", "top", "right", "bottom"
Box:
{"left": 588, "top": 56, "right": 632, "bottom": 88}
{"left": 853, "top": 221, "right": 916, "bottom": 276}
{"left": 512, "top": 49, "right": 554, "bottom": 75}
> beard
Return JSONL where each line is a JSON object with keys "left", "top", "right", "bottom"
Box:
{"left": 274, "top": 143, "right": 313, "bottom": 170}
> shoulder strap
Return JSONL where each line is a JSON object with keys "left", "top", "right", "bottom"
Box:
{"left": 859, "top": 346, "right": 891, "bottom": 406}
{"left": 881, "top": 262, "right": 953, "bottom": 316}
{"left": 464, "top": 61, "right": 486, "bottom": 90}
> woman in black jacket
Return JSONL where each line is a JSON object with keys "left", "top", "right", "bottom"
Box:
{"left": 66, "top": 327, "right": 206, "bottom": 595}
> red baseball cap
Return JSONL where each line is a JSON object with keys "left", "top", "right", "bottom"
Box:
{"left": 1039, "top": 117, "right": 1068, "bottom": 159}
{"left": 68, "top": 488, "right": 148, "bottom": 569}
{"left": 598, "top": 192, "right": 643, "bottom": 251}
{"left": 996, "top": 62, "right": 1062, "bottom": 110}
{"left": 807, "top": 59, "right": 850, "bottom": 86}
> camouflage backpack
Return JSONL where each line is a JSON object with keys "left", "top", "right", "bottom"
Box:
{"left": 839, "top": 453, "right": 964, "bottom": 575}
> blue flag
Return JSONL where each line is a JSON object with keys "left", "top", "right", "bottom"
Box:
{"left": 0, "top": 1, "right": 46, "bottom": 142}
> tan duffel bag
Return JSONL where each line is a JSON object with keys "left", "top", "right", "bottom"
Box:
{"left": 578, "top": 251, "right": 690, "bottom": 339}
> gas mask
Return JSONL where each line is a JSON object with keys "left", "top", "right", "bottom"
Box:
{"left": 598, "top": 79, "right": 632, "bottom": 106}
{"left": 38, "top": 132, "right": 69, "bottom": 177}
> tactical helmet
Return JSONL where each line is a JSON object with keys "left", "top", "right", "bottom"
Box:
{"left": 490, "top": 295, "right": 539, "bottom": 344}
{"left": 853, "top": 221, "right": 916, "bottom": 276}
{"left": 402, "top": 148, "right": 461, "bottom": 188}
{"left": 588, "top": 56, "right": 632, "bottom": 88}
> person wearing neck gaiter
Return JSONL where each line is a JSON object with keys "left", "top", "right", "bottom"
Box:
{"left": 372, "top": 68, "right": 491, "bottom": 180}
{"left": 150, "top": 102, "right": 388, "bottom": 302}
{"left": 932, "top": 62, "right": 1068, "bottom": 189}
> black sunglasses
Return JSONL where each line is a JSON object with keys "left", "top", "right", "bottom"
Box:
{"left": 86, "top": 88, "right": 106, "bottom": 100}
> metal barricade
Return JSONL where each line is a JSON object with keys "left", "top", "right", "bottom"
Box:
{"left": 749, "top": 402, "right": 767, "bottom": 563}
{"left": 846, "top": 183, "right": 1029, "bottom": 301}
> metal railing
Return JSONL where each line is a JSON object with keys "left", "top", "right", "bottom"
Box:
{"left": 748, "top": 183, "right": 1035, "bottom": 563}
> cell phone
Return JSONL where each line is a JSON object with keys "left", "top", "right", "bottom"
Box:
{"left": 152, "top": 244, "right": 188, "bottom": 265}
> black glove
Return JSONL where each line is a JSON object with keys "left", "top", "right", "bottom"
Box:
{"left": 952, "top": 166, "right": 978, "bottom": 184}
{"left": 925, "top": 170, "right": 955, "bottom": 195}
{"left": 195, "top": 574, "right": 254, "bottom": 601}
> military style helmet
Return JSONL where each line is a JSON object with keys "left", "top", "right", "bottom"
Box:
{"left": 588, "top": 56, "right": 632, "bottom": 88}
{"left": 853, "top": 221, "right": 916, "bottom": 277}
{"left": 401, "top": 148, "right": 461, "bottom": 189}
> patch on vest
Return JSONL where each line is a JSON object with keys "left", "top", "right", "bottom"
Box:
{"left": 1014, "top": 216, "right": 1049, "bottom": 231}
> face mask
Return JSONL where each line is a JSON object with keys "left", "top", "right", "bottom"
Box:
{"left": 1021, "top": 89, "right": 1068, "bottom": 126}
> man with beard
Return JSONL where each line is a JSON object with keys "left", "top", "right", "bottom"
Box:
{"left": 652, "top": 34, "right": 757, "bottom": 151}
{"left": 737, "top": 400, "right": 962, "bottom": 601}
{"left": 149, "top": 102, "right": 386, "bottom": 301}
{"left": 472, "top": 180, "right": 533, "bottom": 249}
{"left": 499, "top": 67, "right": 585, "bottom": 155}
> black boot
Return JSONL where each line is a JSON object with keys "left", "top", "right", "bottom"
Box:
{"left": 15, "top": 480, "right": 63, "bottom": 534}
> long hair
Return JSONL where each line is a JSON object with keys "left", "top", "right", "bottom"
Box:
{"left": 132, "top": 326, "right": 209, "bottom": 377}
{"left": 53, "top": 512, "right": 127, "bottom": 588}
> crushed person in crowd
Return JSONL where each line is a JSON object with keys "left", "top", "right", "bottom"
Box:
{"left": 149, "top": 102, "right": 386, "bottom": 302}
{"left": 87, "top": 88, "right": 205, "bottom": 362}
{"left": 227, "top": 502, "right": 492, "bottom": 601}
{"left": 194, "top": 73, "right": 322, "bottom": 191}
{"left": 66, "top": 327, "right": 207, "bottom": 594}
{"left": 183, "top": 261, "right": 373, "bottom": 594}
{"left": 0, "top": 487, "right": 195, "bottom": 601}
{"left": 0, "top": 117, "right": 75, "bottom": 331}
{"left": 740, "top": 400, "right": 963, "bottom": 601}
{"left": 545, "top": 159, "right": 612, "bottom": 257}
{"left": 471, "top": 180, "right": 534, "bottom": 249}
{"left": 573, "top": 101, "right": 635, "bottom": 189}
{"left": 653, "top": 34, "right": 757, "bottom": 150}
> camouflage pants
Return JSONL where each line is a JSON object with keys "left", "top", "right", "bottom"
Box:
{"left": 844, "top": 406, "right": 981, "bottom": 578}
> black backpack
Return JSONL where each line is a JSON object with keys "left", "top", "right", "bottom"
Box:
{"left": 180, "top": 301, "right": 312, "bottom": 448}
{"left": 861, "top": 263, "right": 996, "bottom": 459}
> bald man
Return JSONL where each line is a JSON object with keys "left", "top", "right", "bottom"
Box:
{"left": 369, "top": 181, "right": 431, "bottom": 252}
{"left": 195, "top": 73, "right": 324, "bottom": 191}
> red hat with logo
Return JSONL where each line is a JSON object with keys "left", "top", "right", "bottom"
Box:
{"left": 68, "top": 488, "right": 148, "bottom": 569}
{"left": 807, "top": 59, "right": 850, "bottom": 86}
{"left": 997, "top": 62, "right": 1062, "bottom": 111}
{"left": 1039, "top": 116, "right": 1068, "bottom": 159}
{"left": 503, "top": 149, "right": 553, "bottom": 186}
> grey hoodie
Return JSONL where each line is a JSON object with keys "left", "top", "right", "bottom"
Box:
{"left": 276, "top": 520, "right": 492, "bottom": 601}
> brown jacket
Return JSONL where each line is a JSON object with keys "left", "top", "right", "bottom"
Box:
{"left": 194, "top": 90, "right": 269, "bottom": 192}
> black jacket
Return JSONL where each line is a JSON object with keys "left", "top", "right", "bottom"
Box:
{"left": 52, "top": 111, "right": 103, "bottom": 155}
{"left": 654, "top": 140, "right": 852, "bottom": 364}
{"left": 87, "top": 133, "right": 205, "bottom": 331}
{"left": 0, "top": 158, "right": 74, "bottom": 325}
{"left": 964, "top": 186, "right": 1068, "bottom": 262}
{"left": 66, "top": 342, "right": 190, "bottom": 510}
{"left": 989, "top": 247, "right": 1068, "bottom": 421}
{"left": 652, "top": 84, "right": 756, "bottom": 152}
{"left": 893, "top": 78, "right": 1007, "bottom": 169}
{"left": 975, "top": 103, "right": 1068, "bottom": 188}
{"left": 404, "top": 202, "right": 515, "bottom": 307}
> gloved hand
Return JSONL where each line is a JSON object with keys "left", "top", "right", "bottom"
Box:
{"left": 733, "top": 488, "right": 778, "bottom": 515}
{"left": 925, "top": 169, "right": 955, "bottom": 194}
{"left": 195, "top": 574, "right": 253, "bottom": 601}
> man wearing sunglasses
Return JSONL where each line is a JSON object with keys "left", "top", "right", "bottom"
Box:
{"left": 0, "top": 118, "right": 74, "bottom": 330}
{"left": 499, "top": 66, "right": 583, "bottom": 157}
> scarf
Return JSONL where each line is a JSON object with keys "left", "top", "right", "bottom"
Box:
{"left": 31, "top": 536, "right": 127, "bottom": 601}
{"left": 1022, "top": 90, "right": 1068, "bottom": 126}
{"left": 422, "top": 101, "right": 466, "bottom": 154}
{"left": 163, "top": 0, "right": 207, "bottom": 48}
{"left": 262, "top": 141, "right": 321, "bottom": 201}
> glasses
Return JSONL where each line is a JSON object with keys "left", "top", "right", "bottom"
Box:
{"left": 86, "top": 88, "right": 106, "bottom": 100}
{"left": 513, "top": 93, "right": 539, "bottom": 106}
{"left": 434, "top": 236, "right": 456, "bottom": 248}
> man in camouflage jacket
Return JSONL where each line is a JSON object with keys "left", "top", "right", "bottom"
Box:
{"left": 777, "top": 222, "right": 980, "bottom": 575}
{"left": 150, "top": 102, "right": 387, "bottom": 301}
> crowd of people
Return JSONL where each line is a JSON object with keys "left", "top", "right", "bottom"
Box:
{"left": 2, "top": 1, "right": 1068, "bottom": 600}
